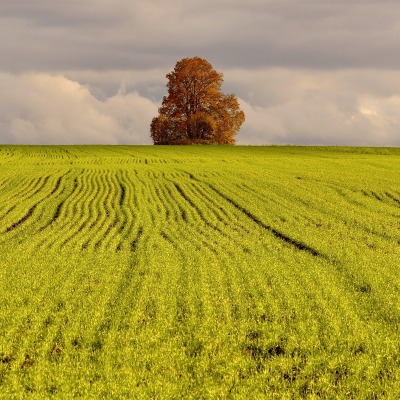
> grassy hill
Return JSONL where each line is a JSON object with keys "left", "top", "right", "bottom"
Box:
{"left": 1, "top": 145, "right": 400, "bottom": 398}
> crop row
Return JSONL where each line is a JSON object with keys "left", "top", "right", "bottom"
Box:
{"left": 1, "top": 145, "right": 400, "bottom": 397}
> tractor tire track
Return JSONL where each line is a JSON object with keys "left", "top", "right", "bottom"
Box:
{"left": 2, "top": 171, "right": 71, "bottom": 235}
{"left": 4, "top": 205, "right": 37, "bottom": 233}
{"left": 207, "top": 183, "right": 325, "bottom": 258}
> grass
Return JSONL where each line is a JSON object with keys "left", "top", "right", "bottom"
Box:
{"left": 0, "top": 145, "right": 400, "bottom": 398}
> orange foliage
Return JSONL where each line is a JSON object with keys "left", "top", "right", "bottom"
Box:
{"left": 151, "top": 57, "right": 245, "bottom": 145}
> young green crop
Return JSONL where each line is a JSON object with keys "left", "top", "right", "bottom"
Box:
{"left": 0, "top": 145, "right": 400, "bottom": 398}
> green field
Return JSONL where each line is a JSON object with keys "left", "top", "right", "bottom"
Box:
{"left": 1, "top": 145, "right": 400, "bottom": 399}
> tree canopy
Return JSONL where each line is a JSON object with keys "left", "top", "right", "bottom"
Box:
{"left": 150, "top": 57, "right": 245, "bottom": 145}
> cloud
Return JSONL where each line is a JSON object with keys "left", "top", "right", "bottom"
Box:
{"left": 229, "top": 68, "right": 400, "bottom": 146}
{"left": 1, "top": 0, "right": 400, "bottom": 146}
{"left": 0, "top": 73, "right": 157, "bottom": 144}
{"left": 62, "top": 69, "right": 167, "bottom": 101}
{"left": 1, "top": 68, "right": 400, "bottom": 146}
{"left": 1, "top": 0, "right": 400, "bottom": 73}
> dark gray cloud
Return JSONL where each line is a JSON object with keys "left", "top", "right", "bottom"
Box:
{"left": 2, "top": 0, "right": 400, "bottom": 72}
{"left": 0, "top": 1, "right": 400, "bottom": 145}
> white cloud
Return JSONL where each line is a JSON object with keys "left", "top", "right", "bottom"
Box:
{"left": 230, "top": 68, "right": 400, "bottom": 146}
{"left": 1, "top": 1, "right": 400, "bottom": 146}
{"left": 1, "top": 68, "right": 400, "bottom": 146}
{"left": 0, "top": 73, "right": 157, "bottom": 144}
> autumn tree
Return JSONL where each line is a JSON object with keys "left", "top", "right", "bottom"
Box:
{"left": 150, "top": 57, "right": 245, "bottom": 145}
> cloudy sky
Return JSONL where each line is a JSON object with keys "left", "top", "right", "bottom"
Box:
{"left": 1, "top": 0, "right": 400, "bottom": 145}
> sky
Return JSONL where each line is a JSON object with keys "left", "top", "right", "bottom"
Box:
{"left": 1, "top": 0, "right": 400, "bottom": 145}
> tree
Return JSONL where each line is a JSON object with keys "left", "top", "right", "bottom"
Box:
{"left": 150, "top": 57, "right": 245, "bottom": 145}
